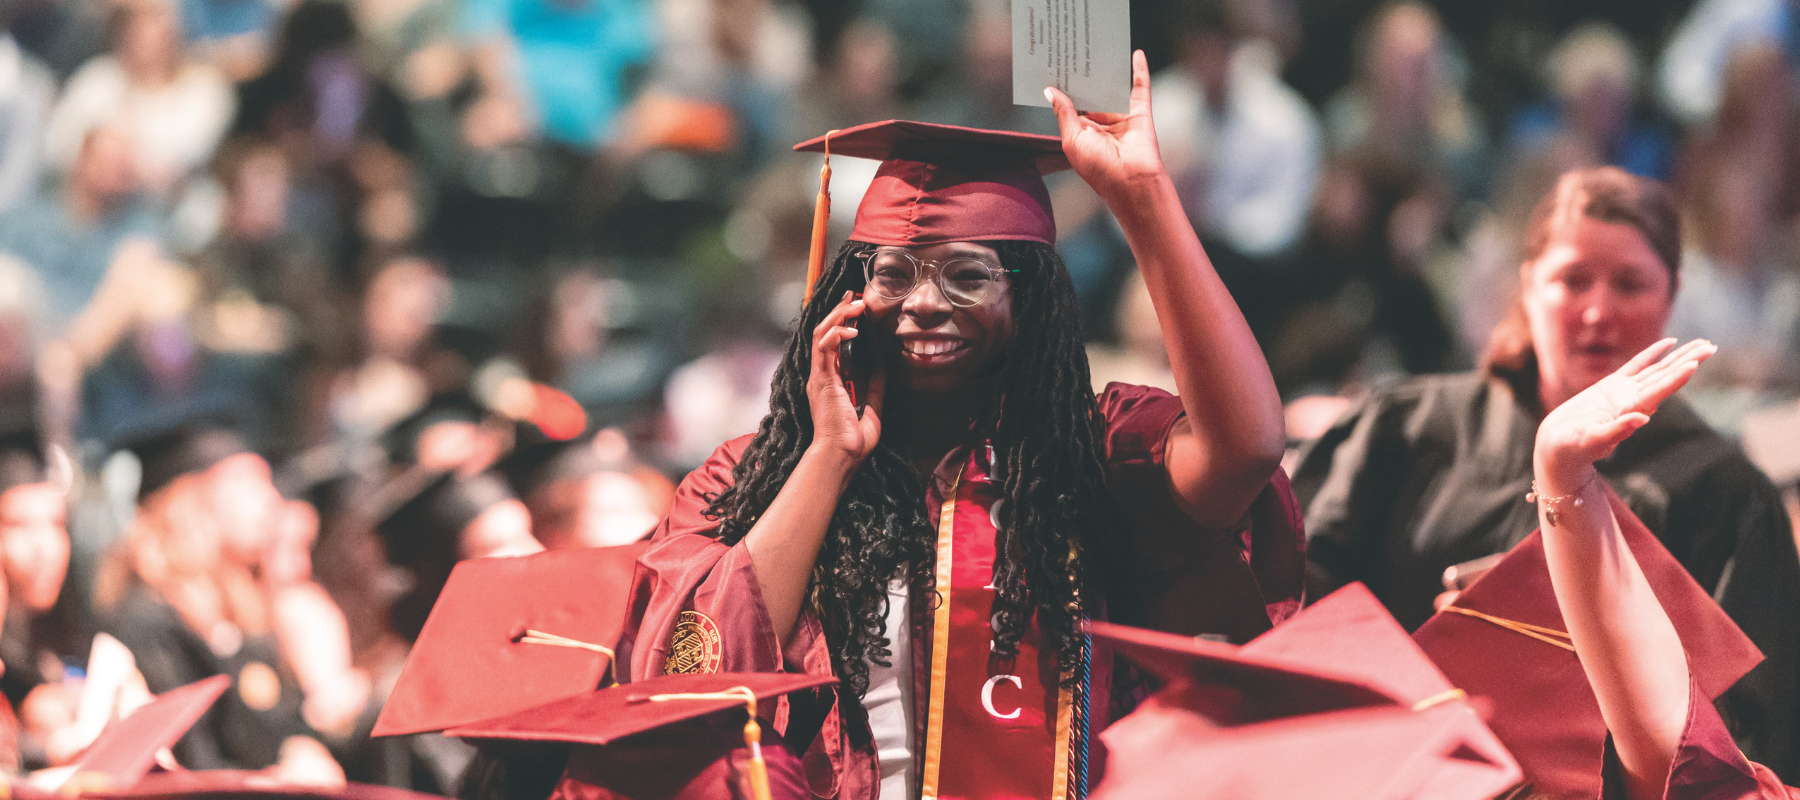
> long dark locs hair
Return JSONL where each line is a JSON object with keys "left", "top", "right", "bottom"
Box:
{"left": 704, "top": 240, "right": 1124, "bottom": 702}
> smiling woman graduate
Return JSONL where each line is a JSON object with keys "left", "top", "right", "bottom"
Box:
{"left": 614, "top": 54, "right": 1302, "bottom": 800}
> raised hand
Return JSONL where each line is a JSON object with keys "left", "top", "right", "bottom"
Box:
{"left": 1045, "top": 50, "right": 1166, "bottom": 202}
{"left": 1535, "top": 338, "right": 1715, "bottom": 484}
{"left": 808, "top": 292, "right": 885, "bottom": 465}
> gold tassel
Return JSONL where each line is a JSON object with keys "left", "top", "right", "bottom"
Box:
{"left": 803, "top": 130, "right": 839, "bottom": 306}
{"left": 645, "top": 686, "right": 770, "bottom": 800}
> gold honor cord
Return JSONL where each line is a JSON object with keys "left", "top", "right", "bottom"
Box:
{"left": 643, "top": 687, "right": 771, "bottom": 800}
{"left": 919, "top": 468, "right": 963, "bottom": 800}
{"left": 515, "top": 630, "right": 619, "bottom": 686}
{"left": 1440, "top": 606, "right": 1577, "bottom": 653}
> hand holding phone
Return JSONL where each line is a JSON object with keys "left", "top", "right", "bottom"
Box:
{"left": 839, "top": 293, "right": 875, "bottom": 410}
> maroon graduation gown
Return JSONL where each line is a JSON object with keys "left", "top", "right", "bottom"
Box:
{"left": 1599, "top": 678, "right": 1800, "bottom": 800}
{"left": 613, "top": 383, "right": 1305, "bottom": 800}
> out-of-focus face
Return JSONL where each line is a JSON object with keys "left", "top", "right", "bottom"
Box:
{"left": 116, "top": 0, "right": 180, "bottom": 80}
{"left": 1522, "top": 214, "right": 1674, "bottom": 406}
{"left": 0, "top": 483, "right": 68, "bottom": 614}
{"left": 364, "top": 258, "right": 449, "bottom": 360}
{"left": 205, "top": 453, "right": 283, "bottom": 568}
{"left": 861, "top": 241, "right": 1014, "bottom": 396}
{"left": 263, "top": 499, "right": 318, "bottom": 586}
{"left": 75, "top": 126, "right": 141, "bottom": 203}
{"left": 458, "top": 498, "right": 543, "bottom": 560}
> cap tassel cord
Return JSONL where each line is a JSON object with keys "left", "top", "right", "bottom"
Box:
{"left": 803, "top": 130, "right": 839, "bottom": 306}
{"left": 517, "top": 630, "right": 618, "bottom": 686}
{"left": 1439, "top": 606, "right": 1576, "bottom": 653}
{"left": 644, "top": 686, "right": 769, "bottom": 800}
{"left": 1409, "top": 688, "right": 1468, "bottom": 712}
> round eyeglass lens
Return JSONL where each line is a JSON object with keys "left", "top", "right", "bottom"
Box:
{"left": 864, "top": 251, "right": 1004, "bottom": 307}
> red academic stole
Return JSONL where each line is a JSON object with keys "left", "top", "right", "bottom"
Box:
{"left": 920, "top": 449, "right": 1090, "bottom": 800}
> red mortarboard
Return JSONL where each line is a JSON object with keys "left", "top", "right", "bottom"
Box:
{"left": 1413, "top": 485, "right": 1764, "bottom": 798}
{"left": 73, "top": 771, "right": 454, "bottom": 800}
{"left": 372, "top": 543, "right": 649, "bottom": 737}
{"left": 792, "top": 120, "right": 1070, "bottom": 247}
{"left": 1090, "top": 613, "right": 1519, "bottom": 800}
{"left": 68, "top": 675, "right": 231, "bottom": 788}
{"left": 446, "top": 673, "right": 836, "bottom": 800}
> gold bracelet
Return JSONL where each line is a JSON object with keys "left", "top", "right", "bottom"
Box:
{"left": 1525, "top": 474, "right": 1596, "bottom": 527}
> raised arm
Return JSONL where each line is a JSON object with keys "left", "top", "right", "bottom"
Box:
{"left": 1047, "top": 52, "right": 1284, "bottom": 530}
{"left": 1533, "top": 338, "right": 1715, "bottom": 800}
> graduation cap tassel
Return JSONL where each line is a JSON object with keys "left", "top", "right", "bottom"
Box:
{"left": 803, "top": 130, "right": 839, "bottom": 307}
{"left": 646, "top": 686, "right": 770, "bottom": 800}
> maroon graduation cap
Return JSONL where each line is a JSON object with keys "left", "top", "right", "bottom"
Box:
{"left": 68, "top": 675, "right": 232, "bottom": 788}
{"left": 792, "top": 120, "right": 1070, "bottom": 248}
{"left": 372, "top": 542, "right": 649, "bottom": 737}
{"left": 446, "top": 672, "right": 837, "bottom": 800}
{"left": 1413, "top": 485, "right": 1764, "bottom": 797}
{"left": 1088, "top": 584, "right": 1521, "bottom": 800}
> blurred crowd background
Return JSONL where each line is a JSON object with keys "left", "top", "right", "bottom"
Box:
{"left": 7, "top": 0, "right": 1800, "bottom": 790}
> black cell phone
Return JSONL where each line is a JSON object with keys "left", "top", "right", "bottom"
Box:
{"left": 840, "top": 294, "right": 875, "bottom": 409}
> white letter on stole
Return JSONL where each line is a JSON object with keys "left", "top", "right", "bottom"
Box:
{"left": 981, "top": 674, "right": 1023, "bottom": 719}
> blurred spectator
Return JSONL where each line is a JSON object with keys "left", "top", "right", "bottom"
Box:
{"left": 635, "top": 0, "right": 811, "bottom": 162}
{"left": 0, "top": 125, "right": 160, "bottom": 331}
{"left": 456, "top": 0, "right": 652, "bottom": 151}
{"left": 518, "top": 267, "right": 684, "bottom": 431}
{"left": 372, "top": 469, "right": 539, "bottom": 641}
{"left": 6, "top": 0, "right": 106, "bottom": 80}
{"left": 912, "top": 0, "right": 1056, "bottom": 135}
{"left": 502, "top": 425, "right": 670, "bottom": 549}
{"left": 1151, "top": 0, "right": 1320, "bottom": 260}
{"left": 233, "top": 1, "right": 414, "bottom": 165}
{"left": 94, "top": 423, "right": 343, "bottom": 779}
{"left": 180, "top": 0, "right": 279, "bottom": 81}
{"left": 263, "top": 498, "right": 371, "bottom": 743}
{"left": 328, "top": 256, "right": 451, "bottom": 442}
{"left": 1323, "top": 1, "right": 1486, "bottom": 199}
{"left": 44, "top": 0, "right": 235, "bottom": 196}
{"left": 1666, "top": 44, "right": 1800, "bottom": 422}
{"left": 1657, "top": 0, "right": 1797, "bottom": 126}
{"left": 661, "top": 302, "right": 781, "bottom": 472}
{"left": 0, "top": 426, "right": 91, "bottom": 772}
{"left": 0, "top": 31, "right": 53, "bottom": 214}
{"left": 1085, "top": 270, "right": 1178, "bottom": 396}
{"left": 1505, "top": 21, "right": 1674, "bottom": 181}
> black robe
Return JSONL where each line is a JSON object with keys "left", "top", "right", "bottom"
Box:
{"left": 1291, "top": 371, "right": 1800, "bottom": 783}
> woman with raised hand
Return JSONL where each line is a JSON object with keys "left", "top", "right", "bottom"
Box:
{"left": 1534, "top": 337, "right": 1798, "bottom": 800}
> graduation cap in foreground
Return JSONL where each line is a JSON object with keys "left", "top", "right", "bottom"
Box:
{"left": 59, "top": 675, "right": 232, "bottom": 791}
{"left": 1089, "top": 583, "right": 1520, "bottom": 800}
{"left": 791, "top": 120, "right": 1071, "bottom": 302}
{"left": 446, "top": 672, "right": 835, "bottom": 800}
{"left": 69, "top": 770, "right": 455, "bottom": 800}
{"left": 372, "top": 542, "right": 650, "bottom": 737}
{"left": 1413, "top": 484, "right": 1763, "bottom": 798}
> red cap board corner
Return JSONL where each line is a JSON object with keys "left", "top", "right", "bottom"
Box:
{"left": 372, "top": 542, "right": 649, "bottom": 737}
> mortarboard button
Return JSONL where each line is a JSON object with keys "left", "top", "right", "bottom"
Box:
{"left": 445, "top": 672, "right": 835, "bottom": 800}
{"left": 792, "top": 120, "right": 1071, "bottom": 249}
{"left": 1412, "top": 484, "right": 1763, "bottom": 797}
{"left": 371, "top": 543, "right": 649, "bottom": 738}
{"left": 60, "top": 675, "right": 232, "bottom": 792}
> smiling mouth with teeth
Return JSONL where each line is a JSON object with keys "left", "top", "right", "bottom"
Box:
{"left": 904, "top": 339, "right": 967, "bottom": 356}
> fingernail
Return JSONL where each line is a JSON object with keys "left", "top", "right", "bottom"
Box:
{"left": 1043, "top": 87, "right": 1054, "bottom": 103}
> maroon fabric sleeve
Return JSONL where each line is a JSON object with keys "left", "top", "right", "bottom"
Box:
{"left": 618, "top": 435, "right": 783, "bottom": 681}
{"left": 613, "top": 435, "right": 873, "bottom": 800}
{"left": 1599, "top": 675, "right": 1798, "bottom": 800}
{"left": 1095, "top": 383, "right": 1306, "bottom": 642}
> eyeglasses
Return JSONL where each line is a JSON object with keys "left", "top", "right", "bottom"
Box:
{"left": 858, "top": 247, "right": 1017, "bottom": 308}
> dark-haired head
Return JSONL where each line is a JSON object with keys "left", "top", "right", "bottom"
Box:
{"left": 704, "top": 240, "right": 1121, "bottom": 700}
{"left": 1483, "top": 167, "right": 1680, "bottom": 410}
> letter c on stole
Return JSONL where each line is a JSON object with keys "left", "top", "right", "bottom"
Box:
{"left": 981, "top": 674, "right": 1023, "bottom": 719}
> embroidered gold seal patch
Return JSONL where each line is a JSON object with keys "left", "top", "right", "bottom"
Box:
{"left": 663, "top": 610, "right": 723, "bottom": 674}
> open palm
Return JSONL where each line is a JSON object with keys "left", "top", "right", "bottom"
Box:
{"left": 1047, "top": 50, "right": 1165, "bottom": 200}
{"left": 1536, "top": 338, "right": 1715, "bottom": 475}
